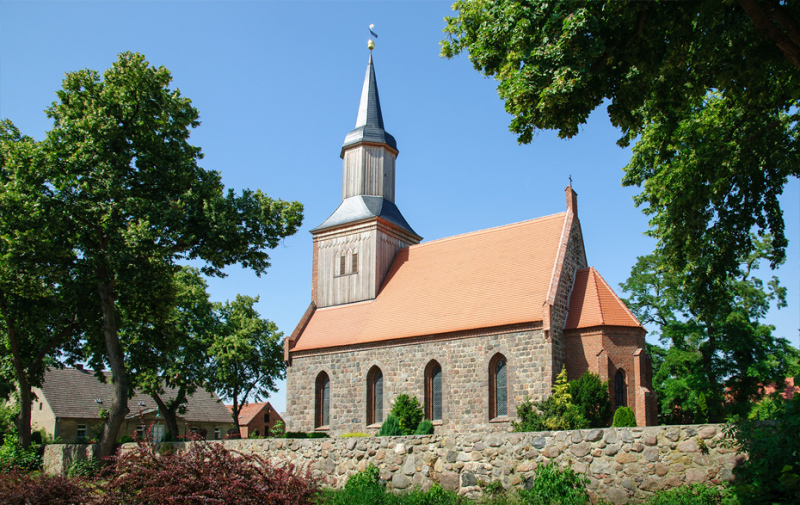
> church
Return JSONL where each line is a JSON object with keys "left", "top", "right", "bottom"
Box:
{"left": 284, "top": 51, "right": 656, "bottom": 435}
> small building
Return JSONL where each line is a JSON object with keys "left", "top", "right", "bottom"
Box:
{"left": 225, "top": 402, "right": 284, "bottom": 438}
{"left": 31, "top": 366, "right": 233, "bottom": 443}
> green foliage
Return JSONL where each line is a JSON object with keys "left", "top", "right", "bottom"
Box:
{"left": 414, "top": 419, "right": 434, "bottom": 436}
{"left": 321, "top": 464, "right": 463, "bottom": 505}
{"left": 612, "top": 407, "right": 637, "bottom": 428}
{"left": 517, "top": 462, "right": 589, "bottom": 505}
{"left": 441, "top": 1, "right": 800, "bottom": 321}
{"left": 66, "top": 459, "right": 102, "bottom": 478}
{"left": 377, "top": 415, "right": 402, "bottom": 437}
{"left": 568, "top": 372, "right": 612, "bottom": 428}
{"left": 748, "top": 394, "right": 785, "bottom": 421}
{"left": 726, "top": 388, "right": 800, "bottom": 504}
{"left": 0, "top": 403, "right": 17, "bottom": 438}
{"left": 283, "top": 432, "right": 329, "bottom": 439}
{"left": 119, "top": 435, "right": 135, "bottom": 444}
{"left": 647, "top": 483, "right": 734, "bottom": 505}
{"left": 271, "top": 420, "right": 286, "bottom": 438}
{"left": 513, "top": 367, "right": 588, "bottom": 432}
{"left": 390, "top": 395, "right": 424, "bottom": 436}
{"left": 621, "top": 241, "right": 798, "bottom": 422}
{"left": 340, "top": 432, "right": 369, "bottom": 438}
{"left": 0, "top": 434, "right": 42, "bottom": 472}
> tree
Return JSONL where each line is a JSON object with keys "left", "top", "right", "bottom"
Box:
{"left": 621, "top": 235, "right": 799, "bottom": 421}
{"left": 0, "top": 120, "right": 88, "bottom": 448}
{"left": 124, "top": 267, "right": 217, "bottom": 440}
{"left": 38, "top": 52, "right": 303, "bottom": 457}
{"left": 441, "top": 1, "right": 800, "bottom": 315}
{"left": 210, "top": 295, "right": 284, "bottom": 433}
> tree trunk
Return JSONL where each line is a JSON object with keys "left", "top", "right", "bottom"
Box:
{"left": 151, "top": 388, "right": 185, "bottom": 439}
{"left": 0, "top": 299, "right": 32, "bottom": 448}
{"left": 97, "top": 279, "right": 129, "bottom": 458}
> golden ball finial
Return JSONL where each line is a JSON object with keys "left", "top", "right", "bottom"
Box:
{"left": 367, "top": 39, "right": 375, "bottom": 50}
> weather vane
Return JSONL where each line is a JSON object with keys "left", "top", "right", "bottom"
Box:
{"left": 368, "top": 24, "right": 378, "bottom": 51}
{"left": 569, "top": 174, "right": 573, "bottom": 186}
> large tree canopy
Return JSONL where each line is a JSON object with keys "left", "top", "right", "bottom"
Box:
{"left": 442, "top": 0, "right": 800, "bottom": 312}
{"left": 35, "top": 52, "right": 303, "bottom": 456}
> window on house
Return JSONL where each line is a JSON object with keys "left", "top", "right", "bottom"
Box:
{"left": 352, "top": 252, "right": 358, "bottom": 274}
{"left": 135, "top": 425, "right": 145, "bottom": 440}
{"left": 367, "top": 366, "right": 383, "bottom": 425}
{"left": 315, "top": 371, "right": 331, "bottom": 428}
{"left": 76, "top": 425, "right": 87, "bottom": 439}
{"left": 264, "top": 412, "right": 270, "bottom": 423}
{"left": 425, "top": 361, "right": 443, "bottom": 421}
{"left": 339, "top": 255, "right": 346, "bottom": 276}
{"left": 489, "top": 354, "right": 508, "bottom": 419}
{"left": 214, "top": 428, "right": 221, "bottom": 440}
{"left": 615, "top": 369, "right": 627, "bottom": 407}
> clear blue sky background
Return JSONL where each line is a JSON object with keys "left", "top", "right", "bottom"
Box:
{"left": 2, "top": 1, "right": 798, "bottom": 415}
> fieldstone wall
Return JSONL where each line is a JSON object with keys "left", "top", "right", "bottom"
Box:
{"left": 286, "top": 326, "right": 552, "bottom": 436}
{"left": 45, "top": 424, "right": 740, "bottom": 504}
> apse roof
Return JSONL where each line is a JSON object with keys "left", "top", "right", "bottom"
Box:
{"left": 564, "top": 267, "right": 643, "bottom": 330}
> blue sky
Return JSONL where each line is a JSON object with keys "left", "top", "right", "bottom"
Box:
{"left": 2, "top": 1, "right": 797, "bottom": 415}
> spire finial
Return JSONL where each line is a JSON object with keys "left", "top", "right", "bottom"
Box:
{"left": 569, "top": 174, "right": 573, "bottom": 186}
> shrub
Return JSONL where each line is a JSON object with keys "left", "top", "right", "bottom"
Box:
{"left": 568, "top": 372, "right": 613, "bottom": 428}
{"left": 340, "top": 432, "right": 369, "bottom": 438}
{"left": 647, "top": 483, "right": 734, "bottom": 505}
{"left": 513, "top": 366, "right": 589, "bottom": 432}
{"left": 98, "top": 437, "right": 319, "bottom": 505}
{"left": 270, "top": 420, "right": 286, "bottom": 438}
{"left": 414, "top": 419, "right": 434, "bottom": 435}
{"left": 119, "top": 435, "right": 134, "bottom": 444}
{"left": 66, "top": 459, "right": 103, "bottom": 478}
{"left": 321, "top": 465, "right": 463, "bottom": 505}
{"left": 517, "top": 462, "right": 589, "bottom": 505}
{"left": 390, "top": 394, "right": 424, "bottom": 435}
{"left": 0, "top": 434, "right": 42, "bottom": 472}
{"left": 283, "top": 431, "right": 329, "bottom": 439}
{"left": 726, "top": 384, "right": 800, "bottom": 504}
{"left": 377, "top": 415, "right": 402, "bottom": 437}
{"left": 612, "top": 406, "right": 637, "bottom": 427}
{"left": 0, "top": 470, "right": 96, "bottom": 505}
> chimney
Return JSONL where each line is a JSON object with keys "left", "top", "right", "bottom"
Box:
{"left": 74, "top": 364, "right": 83, "bottom": 370}
{"left": 566, "top": 186, "right": 578, "bottom": 217}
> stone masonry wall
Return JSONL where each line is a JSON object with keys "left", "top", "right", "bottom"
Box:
{"left": 286, "top": 327, "right": 550, "bottom": 436}
{"left": 45, "top": 424, "right": 739, "bottom": 504}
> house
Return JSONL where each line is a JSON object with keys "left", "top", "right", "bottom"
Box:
{"left": 761, "top": 377, "right": 798, "bottom": 400}
{"left": 31, "top": 366, "right": 233, "bottom": 443}
{"left": 284, "top": 51, "right": 657, "bottom": 436}
{"left": 225, "top": 401, "right": 284, "bottom": 438}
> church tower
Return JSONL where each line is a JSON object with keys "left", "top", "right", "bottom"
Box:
{"left": 310, "top": 53, "right": 421, "bottom": 308}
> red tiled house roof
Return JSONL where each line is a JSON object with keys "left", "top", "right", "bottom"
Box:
{"left": 565, "top": 267, "right": 643, "bottom": 330}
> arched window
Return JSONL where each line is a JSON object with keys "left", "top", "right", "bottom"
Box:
{"left": 315, "top": 372, "right": 330, "bottom": 428}
{"left": 489, "top": 354, "right": 508, "bottom": 419}
{"left": 615, "top": 369, "right": 626, "bottom": 408}
{"left": 424, "top": 361, "right": 442, "bottom": 421}
{"left": 367, "top": 366, "right": 383, "bottom": 425}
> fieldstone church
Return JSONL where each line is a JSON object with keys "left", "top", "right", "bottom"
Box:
{"left": 284, "top": 53, "right": 656, "bottom": 435}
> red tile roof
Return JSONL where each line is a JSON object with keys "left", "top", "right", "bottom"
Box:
{"left": 225, "top": 402, "right": 277, "bottom": 425}
{"left": 565, "top": 267, "right": 643, "bottom": 330}
{"left": 291, "top": 213, "right": 569, "bottom": 351}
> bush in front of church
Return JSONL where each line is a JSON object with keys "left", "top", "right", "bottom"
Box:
{"left": 414, "top": 419, "right": 434, "bottom": 435}
{"left": 512, "top": 366, "right": 589, "bottom": 432}
{"left": 390, "top": 394, "right": 424, "bottom": 435}
{"left": 377, "top": 415, "right": 402, "bottom": 436}
{"left": 568, "top": 372, "right": 613, "bottom": 428}
{"left": 612, "top": 406, "right": 637, "bottom": 427}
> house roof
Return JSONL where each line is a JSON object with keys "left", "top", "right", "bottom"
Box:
{"left": 342, "top": 53, "right": 397, "bottom": 155}
{"left": 224, "top": 401, "right": 280, "bottom": 425}
{"left": 564, "top": 267, "right": 643, "bottom": 330}
{"left": 39, "top": 367, "right": 233, "bottom": 424}
{"left": 291, "top": 212, "right": 570, "bottom": 352}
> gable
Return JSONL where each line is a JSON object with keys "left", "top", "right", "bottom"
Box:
{"left": 290, "top": 212, "right": 570, "bottom": 352}
{"left": 564, "top": 267, "right": 643, "bottom": 330}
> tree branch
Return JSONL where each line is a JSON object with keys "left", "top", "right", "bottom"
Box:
{"left": 739, "top": 0, "right": 800, "bottom": 70}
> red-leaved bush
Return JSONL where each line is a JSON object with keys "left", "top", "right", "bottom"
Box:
{"left": 0, "top": 470, "right": 97, "bottom": 505}
{"left": 98, "top": 437, "right": 320, "bottom": 505}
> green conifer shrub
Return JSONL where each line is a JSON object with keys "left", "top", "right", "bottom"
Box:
{"left": 389, "top": 394, "right": 424, "bottom": 435}
{"left": 612, "top": 406, "right": 637, "bottom": 427}
{"left": 414, "top": 419, "right": 434, "bottom": 435}
{"left": 377, "top": 415, "right": 402, "bottom": 437}
{"left": 568, "top": 372, "right": 613, "bottom": 428}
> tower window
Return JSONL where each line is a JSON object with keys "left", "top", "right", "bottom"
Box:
{"left": 615, "top": 369, "right": 626, "bottom": 407}
{"left": 352, "top": 252, "right": 358, "bottom": 273}
{"left": 339, "top": 255, "right": 346, "bottom": 276}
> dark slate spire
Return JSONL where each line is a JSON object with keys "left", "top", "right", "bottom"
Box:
{"left": 341, "top": 54, "right": 397, "bottom": 156}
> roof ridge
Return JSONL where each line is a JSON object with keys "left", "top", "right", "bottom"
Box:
{"left": 588, "top": 267, "right": 605, "bottom": 326}
{"left": 407, "top": 212, "right": 567, "bottom": 251}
